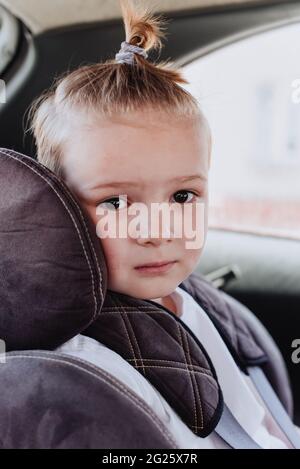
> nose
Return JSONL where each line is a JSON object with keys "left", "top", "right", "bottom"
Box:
{"left": 136, "top": 234, "right": 172, "bottom": 247}
{"left": 134, "top": 208, "right": 174, "bottom": 247}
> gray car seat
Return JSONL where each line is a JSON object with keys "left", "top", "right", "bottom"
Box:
{"left": 0, "top": 148, "right": 294, "bottom": 449}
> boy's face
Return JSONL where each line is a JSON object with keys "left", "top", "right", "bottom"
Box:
{"left": 61, "top": 109, "right": 211, "bottom": 300}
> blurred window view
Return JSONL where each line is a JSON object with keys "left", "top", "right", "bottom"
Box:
{"left": 183, "top": 23, "right": 300, "bottom": 240}
{"left": 0, "top": 5, "right": 19, "bottom": 75}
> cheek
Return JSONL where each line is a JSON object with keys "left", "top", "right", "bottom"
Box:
{"left": 180, "top": 201, "right": 207, "bottom": 246}
{"left": 82, "top": 204, "right": 126, "bottom": 271}
{"left": 183, "top": 243, "right": 202, "bottom": 266}
{"left": 177, "top": 200, "right": 208, "bottom": 275}
{"left": 97, "top": 236, "right": 125, "bottom": 273}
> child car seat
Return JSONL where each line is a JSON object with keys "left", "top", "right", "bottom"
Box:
{"left": 0, "top": 148, "right": 295, "bottom": 448}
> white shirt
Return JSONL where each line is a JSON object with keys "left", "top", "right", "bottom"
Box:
{"left": 55, "top": 286, "right": 298, "bottom": 449}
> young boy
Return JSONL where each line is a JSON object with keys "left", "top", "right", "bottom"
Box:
{"left": 29, "top": 0, "right": 299, "bottom": 448}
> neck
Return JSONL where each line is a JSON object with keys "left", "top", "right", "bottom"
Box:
{"left": 152, "top": 294, "right": 178, "bottom": 316}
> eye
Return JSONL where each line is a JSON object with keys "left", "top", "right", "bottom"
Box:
{"left": 172, "top": 190, "right": 197, "bottom": 204}
{"left": 97, "top": 196, "right": 127, "bottom": 211}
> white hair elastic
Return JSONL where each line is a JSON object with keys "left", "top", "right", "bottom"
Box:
{"left": 115, "top": 41, "right": 148, "bottom": 65}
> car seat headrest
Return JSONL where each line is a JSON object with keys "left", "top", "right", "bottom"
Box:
{"left": 0, "top": 148, "right": 107, "bottom": 351}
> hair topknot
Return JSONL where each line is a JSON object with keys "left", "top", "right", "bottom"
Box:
{"left": 26, "top": 0, "right": 210, "bottom": 178}
{"left": 119, "top": 0, "right": 167, "bottom": 52}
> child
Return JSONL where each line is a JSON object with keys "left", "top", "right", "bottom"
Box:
{"left": 27, "top": 0, "right": 299, "bottom": 449}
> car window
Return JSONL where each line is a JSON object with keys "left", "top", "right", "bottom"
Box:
{"left": 182, "top": 22, "right": 300, "bottom": 240}
{"left": 0, "top": 5, "right": 19, "bottom": 76}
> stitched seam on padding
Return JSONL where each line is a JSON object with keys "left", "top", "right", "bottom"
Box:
{"left": 126, "top": 358, "right": 212, "bottom": 374}
{"left": 183, "top": 325, "right": 204, "bottom": 430}
{"left": 113, "top": 295, "right": 147, "bottom": 376}
{"left": 125, "top": 315, "right": 146, "bottom": 377}
{"left": 185, "top": 328, "right": 204, "bottom": 429}
{"left": 104, "top": 302, "right": 207, "bottom": 430}
{"left": 175, "top": 321, "right": 199, "bottom": 431}
{"left": 110, "top": 295, "right": 143, "bottom": 373}
{"left": 126, "top": 365, "right": 217, "bottom": 377}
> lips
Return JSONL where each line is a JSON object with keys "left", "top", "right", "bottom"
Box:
{"left": 135, "top": 260, "right": 175, "bottom": 269}
{"left": 134, "top": 260, "right": 178, "bottom": 275}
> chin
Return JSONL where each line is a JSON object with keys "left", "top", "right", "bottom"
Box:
{"left": 125, "top": 281, "right": 179, "bottom": 301}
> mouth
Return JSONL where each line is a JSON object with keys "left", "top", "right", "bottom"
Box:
{"left": 134, "top": 260, "right": 178, "bottom": 274}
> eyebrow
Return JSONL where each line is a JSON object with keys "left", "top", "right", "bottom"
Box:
{"left": 91, "top": 175, "right": 207, "bottom": 190}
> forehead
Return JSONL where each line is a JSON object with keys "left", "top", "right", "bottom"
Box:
{"left": 62, "top": 110, "right": 209, "bottom": 188}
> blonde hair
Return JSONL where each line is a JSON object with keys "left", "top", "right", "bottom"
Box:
{"left": 26, "top": 0, "right": 211, "bottom": 179}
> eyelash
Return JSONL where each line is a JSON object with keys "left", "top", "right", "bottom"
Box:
{"left": 97, "top": 190, "right": 201, "bottom": 211}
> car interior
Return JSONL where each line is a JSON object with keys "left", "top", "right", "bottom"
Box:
{"left": 0, "top": 0, "right": 299, "bottom": 449}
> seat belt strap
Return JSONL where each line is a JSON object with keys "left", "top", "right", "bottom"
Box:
{"left": 215, "top": 403, "right": 262, "bottom": 449}
{"left": 248, "top": 366, "right": 300, "bottom": 449}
